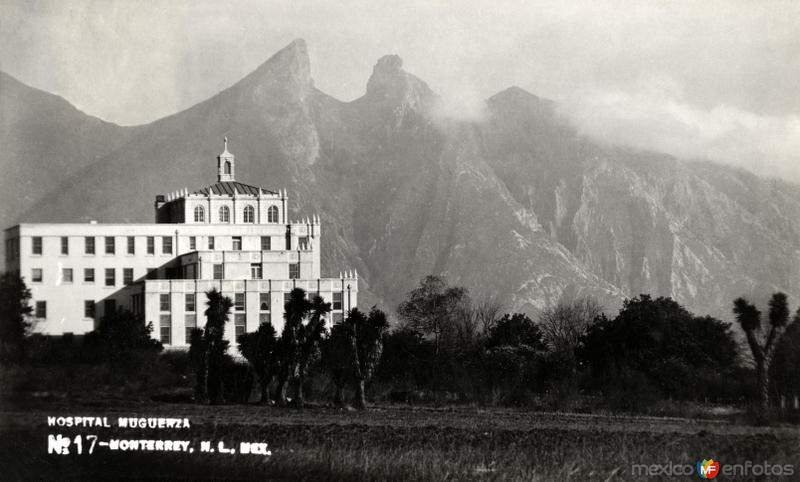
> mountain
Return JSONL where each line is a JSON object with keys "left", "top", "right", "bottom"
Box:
{"left": 6, "top": 39, "right": 800, "bottom": 319}
{"left": 0, "top": 72, "right": 139, "bottom": 265}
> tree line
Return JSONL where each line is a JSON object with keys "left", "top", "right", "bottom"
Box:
{"left": 1, "top": 271, "right": 799, "bottom": 414}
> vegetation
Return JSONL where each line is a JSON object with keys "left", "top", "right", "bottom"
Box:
{"left": 1, "top": 269, "right": 798, "bottom": 418}
{"left": 733, "top": 293, "right": 795, "bottom": 409}
{"left": 324, "top": 307, "right": 389, "bottom": 408}
{"left": 0, "top": 272, "right": 33, "bottom": 360}
{"left": 237, "top": 322, "right": 279, "bottom": 404}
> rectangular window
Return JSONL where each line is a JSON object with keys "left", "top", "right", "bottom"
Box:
{"left": 159, "top": 314, "right": 171, "bottom": 344}
{"left": 105, "top": 236, "right": 115, "bottom": 254}
{"left": 289, "top": 262, "right": 300, "bottom": 279}
{"left": 261, "top": 236, "right": 271, "bottom": 251}
{"left": 85, "top": 236, "right": 95, "bottom": 254}
{"left": 127, "top": 236, "right": 135, "bottom": 254}
{"left": 333, "top": 312, "right": 343, "bottom": 324}
{"left": 147, "top": 236, "right": 155, "bottom": 254}
{"left": 259, "top": 293, "right": 270, "bottom": 311}
{"left": 84, "top": 268, "right": 95, "bottom": 283}
{"left": 250, "top": 263, "right": 262, "bottom": 280}
{"left": 299, "top": 236, "right": 309, "bottom": 248}
{"left": 32, "top": 268, "right": 43, "bottom": 283}
{"left": 333, "top": 292, "right": 343, "bottom": 311}
{"left": 185, "top": 314, "right": 196, "bottom": 344}
{"left": 162, "top": 236, "right": 173, "bottom": 254}
{"left": 61, "top": 237, "right": 69, "bottom": 255}
{"left": 62, "top": 268, "right": 73, "bottom": 283}
{"left": 232, "top": 236, "right": 242, "bottom": 251}
{"left": 284, "top": 292, "right": 291, "bottom": 306}
{"left": 208, "top": 236, "right": 215, "bottom": 250}
{"left": 234, "top": 314, "right": 246, "bottom": 338}
{"left": 213, "top": 264, "right": 223, "bottom": 280}
{"left": 32, "top": 236, "right": 42, "bottom": 255}
{"left": 104, "top": 299, "right": 116, "bottom": 315}
{"left": 105, "top": 268, "right": 115, "bottom": 286}
{"left": 234, "top": 293, "right": 245, "bottom": 311}
{"left": 185, "top": 293, "right": 196, "bottom": 312}
{"left": 35, "top": 301, "right": 46, "bottom": 318}
{"left": 189, "top": 236, "right": 196, "bottom": 250}
{"left": 160, "top": 293, "right": 170, "bottom": 312}
{"left": 259, "top": 313, "right": 271, "bottom": 324}
{"left": 84, "top": 300, "right": 95, "bottom": 318}
{"left": 123, "top": 268, "right": 133, "bottom": 285}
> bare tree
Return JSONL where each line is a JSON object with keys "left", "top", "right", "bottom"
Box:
{"left": 473, "top": 296, "right": 503, "bottom": 334}
{"left": 539, "top": 295, "right": 602, "bottom": 353}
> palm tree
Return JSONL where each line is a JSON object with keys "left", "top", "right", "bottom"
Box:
{"left": 204, "top": 288, "right": 232, "bottom": 405}
{"left": 324, "top": 320, "right": 355, "bottom": 407}
{"left": 733, "top": 293, "right": 793, "bottom": 409}
{"left": 295, "top": 294, "right": 331, "bottom": 406}
{"left": 276, "top": 288, "right": 312, "bottom": 406}
{"left": 348, "top": 307, "right": 390, "bottom": 409}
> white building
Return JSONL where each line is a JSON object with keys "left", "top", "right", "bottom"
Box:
{"left": 4, "top": 138, "right": 358, "bottom": 346}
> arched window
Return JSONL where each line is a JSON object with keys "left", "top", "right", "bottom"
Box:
{"left": 267, "top": 206, "right": 279, "bottom": 223}
{"left": 218, "top": 206, "right": 230, "bottom": 223}
{"left": 224, "top": 161, "right": 231, "bottom": 175}
{"left": 193, "top": 206, "right": 205, "bottom": 223}
{"left": 243, "top": 205, "right": 255, "bottom": 223}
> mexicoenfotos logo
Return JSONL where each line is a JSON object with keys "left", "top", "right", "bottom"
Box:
{"left": 696, "top": 459, "right": 720, "bottom": 479}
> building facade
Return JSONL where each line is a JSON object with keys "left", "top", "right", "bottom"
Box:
{"left": 4, "top": 138, "right": 358, "bottom": 346}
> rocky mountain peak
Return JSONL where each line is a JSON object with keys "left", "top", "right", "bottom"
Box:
{"left": 235, "top": 38, "right": 313, "bottom": 101}
{"left": 361, "top": 54, "right": 434, "bottom": 116}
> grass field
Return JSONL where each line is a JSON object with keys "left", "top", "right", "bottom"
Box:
{"left": 1, "top": 396, "right": 799, "bottom": 481}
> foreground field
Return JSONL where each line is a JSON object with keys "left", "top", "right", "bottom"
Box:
{"left": 1, "top": 397, "right": 799, "bottom": 481}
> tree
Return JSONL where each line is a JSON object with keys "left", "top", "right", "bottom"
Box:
{"left": 770, "top": 317, "right": 800, "bottom": 403}
{"left": 188, "top": 327, "right": 208, "bottom": 403}
{"left": 398, "top": 275, "right": 470, "bottom": 357}
{"left": 487, "top": 313, "right": 544, "bottom": 350}
{"left": 581, "top": 295, "right": 740, "bottom": 402}
{"left": 351, "top": 307, "right": 389, "bottom": 409}
{"left": 323, "top": 319, "right": 355, "bottom": 406}
{"left": 539, "top": 295, "right": 601, "bottom": 354}
{"left": 295, "top": 294, "right": 331, "bottom": 406}
{"left": 539, "top": 296, "right": 601, "bottom": 389}
{"left": 237, "top": 322, "right": 278, "bottom": 404}
{"left": 83, "top": 308, "right": 162, "bottom": 364}
{"left": 324, "top": 307, "right": 389, "bottom": 409}
{"left": 733, "top": 293, "right": 794, "bottom": 409}
{"left": 0, "top": 272, "right": 33, "bottom": 360}
{"left": 203, "top": 288, "right": 232, "bottom": 405}
{"left": 275, "top": 288, "right": 312, "bottom": 406}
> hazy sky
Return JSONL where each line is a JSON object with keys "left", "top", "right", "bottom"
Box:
{"left": 2, "top": 0, "right": 799, "bottom": 180}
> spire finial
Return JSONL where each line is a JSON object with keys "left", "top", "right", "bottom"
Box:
{"left": 224, "top": 136, "right": 228, "bottom": 151}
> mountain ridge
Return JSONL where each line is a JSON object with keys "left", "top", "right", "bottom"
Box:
{"left": 4, "top": 39, "right": 799, "bottom": 320}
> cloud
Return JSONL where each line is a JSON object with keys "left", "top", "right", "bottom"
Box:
{"left": 558, "top": 76, "right": 800, "bottom": 181}
{"left": 430, "top": 83, "right": 489, "bottom": 123}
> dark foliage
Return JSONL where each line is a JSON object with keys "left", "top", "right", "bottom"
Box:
{"left": 580, "top": 295, "right": 741, "bottom": 403}
{"left": 487, "top": 313, "right": 544, "bottom": 350}
{"left": 238, "top": 322, "right": 278, "bottom": 404}
{"left": 0, "top": 273, "right": 33, "bottom": 360}
{"left": 203, "top": 288, "right": 233, "bottom": 404}
{"left": 83, "top": 309, "right": 163, "bottom": 365}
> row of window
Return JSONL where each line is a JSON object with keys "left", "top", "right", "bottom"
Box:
{"left": 157, "top": 292, "right": 344, "bottom": 344}
{"left": 32, "top": 299, "right": 113, "bottom": 319}
{"left": 192, "top": 205, "right": 279, "bottom": 224}
{"left": 31, "top": 236, "right": 173, "bottom": 256}
{"left": 30, "top": 267, "right": 138, "bottom": 286}
{"left": 157, "top": 291, "right": 343, "bottom": 313}
{"left": 29, "top": 235, "right": 301, "bottom": 255}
